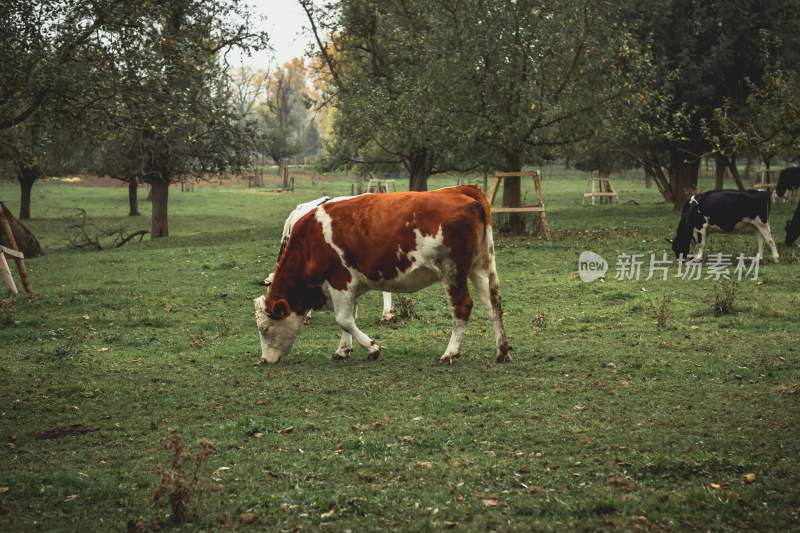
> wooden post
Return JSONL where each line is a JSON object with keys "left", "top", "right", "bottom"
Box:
{"left": 0, "top": 203, "right": 33, "bottom": 297}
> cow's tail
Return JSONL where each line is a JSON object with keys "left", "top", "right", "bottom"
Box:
{"left": 760, "top": 189, "right": 772, "bottom": 221}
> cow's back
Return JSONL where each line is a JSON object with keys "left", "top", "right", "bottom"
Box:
{"left": 698, "top": 190, "right": 771, "bottom": 231}
{"left": 313, "top": 186, "right": 489, "bottom": 283}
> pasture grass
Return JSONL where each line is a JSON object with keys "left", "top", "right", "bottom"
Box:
{"left": 1, "top": 169, "right": 799, "bottom": 531}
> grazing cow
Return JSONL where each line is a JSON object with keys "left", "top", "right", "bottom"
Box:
{"left": 776, "top": 166, "right": 800, "bottom": 199}
{"left": 264, "top": 196, "right": 395, "bottom": 323}
{"left": 785, "top": 199, "right": 800, "bottom": 246}
{"left": 254, "top": 185, "right": 510, "bottom": 365}
{"left": 671, "top": 190, "right": 779, "bottom": 263}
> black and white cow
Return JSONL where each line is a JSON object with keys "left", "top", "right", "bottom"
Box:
{"left": 786, "top": 199, "right": 800, "bottom": 246}
{"left": 264, "top": 196, "right": 396, "bottom": 322}
{"left": 671, "top": 190, "right": 780, "bottom": 263}
{"left": 776, "top": 166, "right": 800, "bottom": 199}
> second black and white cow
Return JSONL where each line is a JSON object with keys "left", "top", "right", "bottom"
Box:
{"left": 776, "top": 166, "right": 800, "bottom": 199}
{"left": 671, "top": 190, "right": 780, "bottom": 263}
{"left": 786, "top": 199, "right": 800, "bottom": 246}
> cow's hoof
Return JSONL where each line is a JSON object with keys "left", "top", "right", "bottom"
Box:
{"left": 253, "top": 358, "right": 270, "bottom": 367}
{"left": 438, "top": 353, "right": 460, "bottom": 365}
{"left": 367, "top": 343, "right": 381, "bottom": 361}
{"left": 380, "top": 313, "right": 396, "bottom": 326}
{"left": 333, "top": 348, "right": 352, "bottom": 360}
{"left": 496, "top": 344, "right": 512, "bottom": 363}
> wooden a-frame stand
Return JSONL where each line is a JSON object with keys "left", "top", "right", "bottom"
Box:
{"left": 582, "top": 173, "right": 619, "bottom": 205}
{"left": 0, "top": 203, "right": 33, "bottom": 298}
{"left": 488, "top": 170, "right": 552, "bottom": 240}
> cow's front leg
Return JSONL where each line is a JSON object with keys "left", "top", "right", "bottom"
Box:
{"left": 333, "top": 331, "right": 353, "bottom": 359}
{"left": 330, "top": 289, "right": 380, "bottom": 360}
{"left": 694, "top": 225, "right": 707, "bottom": 262}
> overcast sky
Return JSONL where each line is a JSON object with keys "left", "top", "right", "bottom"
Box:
{"left": 231, "top": 0, "right": 317, "bottom": 70}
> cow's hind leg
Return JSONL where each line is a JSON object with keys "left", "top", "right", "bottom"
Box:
{"left": 753, "top": 220, "right": 780, "bottom": 263}
{"left": 754, "top": 230, "right": 765, "bottom": 261}
{"left": 469, "top": 268, "right": 510, "bottom": 363}
{"left": 380, "top": 292, "right": 395, "bottom": 323}
{"left": 440, "top": 272, "right": 472, "bottom": 365}
{"left": 330, "top": 290, "right": 381, "bottom": 360}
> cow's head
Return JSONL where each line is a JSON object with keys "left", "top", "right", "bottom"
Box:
{"left": 672, "top": 196, "right": 701, "bottom": 259}
{"left": 254, "top": 294, "right": 304, "bottom": 363}
{"left": 786, "top": 216, "right": 800, "bottom": 246}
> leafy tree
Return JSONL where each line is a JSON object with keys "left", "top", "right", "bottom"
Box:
{"left": 0, "top": 0, "right": 122, "bottom": 217}
{"left": 103, "top": 0, "right": 267, "bottom": 238}
{"left": 708, "top": 34, "right": 800, "bottom": 168}
{"left": 621, "top": 0, "right": 800, "bottom": 207}
{"left": 258, "top": 58, "right": 311, "bottom": 166}
{"left": 302, "top": 0, "right": 481, "bottom": 192}
{"left": 437, "top": 0, "right": 643, "bottom": 231}
{"left": 0, "top": 0, "right": 121, "bottom": 131}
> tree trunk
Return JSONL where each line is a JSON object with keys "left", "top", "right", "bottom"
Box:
{"left": 714, "top": 156, "right": 726, "bottom": 190}
{"left": 19, "top": 177, "right": 34, "bottom": 220}
{"left": 669, "top": 149, "right": 700, "bottom": 210}
{"left": 726, "top": 156, "right": 746, "bottom": 191}
{"left": 743, "top": 155, "right": 754, "bottom": 181}
{"left": 150, "top": 180, "right": 169, "bottom": 238}
{"left": 763, "top": 155, "right": 773, "bottom": 183}
{"left": 128, "top": 177, "right": 140, "bottom": 216}
{"left": 644, "top": 168, "right": 653, "bottom": 189}
{"left": 17, "top": 165, "right": 43, "bottom": 220}
{"left": 502, "top": 153, "right": 524, "bottom": 234}
{"left": 407, "top": 150, "right": 431, "bottom": 192}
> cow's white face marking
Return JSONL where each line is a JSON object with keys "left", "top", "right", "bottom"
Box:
{"left": 254, "top": 295, "right": 304, "bottom": 363}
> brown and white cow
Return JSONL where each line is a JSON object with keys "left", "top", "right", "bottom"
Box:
{"left": 254, "top": 185, "right": 510, "bottom": 365}
{"left": 263, "top": 196, "right": 395, "bottom": 322}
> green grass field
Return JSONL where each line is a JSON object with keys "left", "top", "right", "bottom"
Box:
{"left": 1, "top": 169, "right": 799, "bottom": 531}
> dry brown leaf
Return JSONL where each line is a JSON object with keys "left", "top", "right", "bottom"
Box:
{"left": 0, "top": 486, "right": 9, "bottom": 493}
{"left": 278, "top": 426, "right": 294, "bottom": 434}
{"left": 481, "top": 498, "right": 499, "bottom": 506}
{"left": 744, "top": 473, "right": 756, "bottom": 483}
{"left": 163, "top": 304, "right": 173, "bottom": 312}
{"left": 709, "top": 482, "right": 721, "bottom": 490}
{"left": 320, "top": 509, "right": 335, "bottom": 519}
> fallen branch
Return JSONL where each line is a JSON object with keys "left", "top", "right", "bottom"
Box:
{"left": 65, "top": 208, "right": 149, "bottom": 250}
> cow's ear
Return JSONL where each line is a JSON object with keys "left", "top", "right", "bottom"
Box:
{"left": 267, "top": 298, "right": 289, "bottom": 320}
